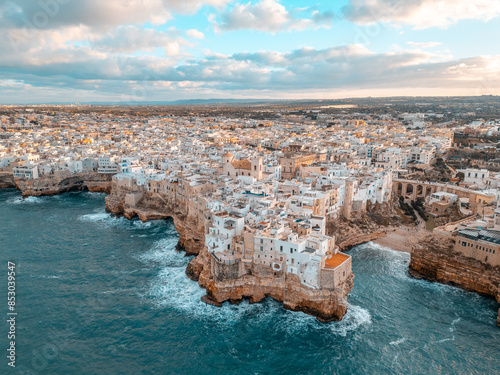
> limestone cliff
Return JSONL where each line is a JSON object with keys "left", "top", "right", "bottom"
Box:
{"left": 14, "top": 172, "right": 113, "bottom": 197}
{"left": 410, "top": 235, "right": 500, "bottom": 327}
{"left": 105, "top": 186, "right": 204, "bottom": 256}
{"left": 105, "top": 183, "right": 353, "bottom": 322}
{"left": 328, "top": 200, "right": 407, "bottom": 250}
{"left": 0, "top": 173, "right": 16, "bottom": 188}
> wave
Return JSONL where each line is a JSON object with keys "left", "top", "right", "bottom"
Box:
{"left": 142, "top": 236, "right": 372, "bottom": 335}
{"left": 389, "top": 337, "right": 407, "bottom": 346}
{"left": 9, "top": 196, "right": 45, "bottom": 205}
{"left": 78, "top": 209, "right": 164, "bottom": 230}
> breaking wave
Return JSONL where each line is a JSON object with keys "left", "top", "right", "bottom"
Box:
{"left": 8, "top": 196, "right": 45, "bottom": 205}
{"left": 78, "top": 209, "right": 161, "bottom": 230}
{"left": 141, "top": 236, "right": 372, "bottom": 335}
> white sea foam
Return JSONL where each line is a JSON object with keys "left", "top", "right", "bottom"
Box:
{"left": 9, "top": 196, "right": 44, "bottom": 205}
{"left": 137, "top": 237, "right": 183, "bottom": 265}
{"left": 83, "top": 191, "right": 106, "bottom": 199}
{"left": 328, "top": 303, "right": 372, "bottom": 336}
{"left": 390, "top": 337, "right": 407, "bottom": 346}
{"left": 79, "top": 209, "right": 160, "bottom": 230}
{"left": 142, "top": 237, "right": 372, "bottom": 334}
{"left": 79, "top": 212, "right": 111, "bottom": 223}
{"left": 450, "top": 317, "right": 461, "bottom": 332}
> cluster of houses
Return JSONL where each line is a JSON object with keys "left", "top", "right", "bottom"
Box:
{"left": 2, "top": 108, "right": 500, "bottom": 278}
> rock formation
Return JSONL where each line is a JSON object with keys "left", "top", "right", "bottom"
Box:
{"left": 410, "top": 235, "right": 500, "bottom": 327}
{"left": 104, "top": 181, "right": 353, "bottom": 322}
{"left": 13, "top": 172, "right": 113, "bottom": 197}
{"left": 0, "top": 173, "right": 16, "bottom": 188}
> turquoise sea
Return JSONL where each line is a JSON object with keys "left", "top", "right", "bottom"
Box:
{"left": 1, "top": 189, "right": 499, "bottom": 374}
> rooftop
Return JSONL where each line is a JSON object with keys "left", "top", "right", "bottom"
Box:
{"left": 324, "top": 252, "right": 350, "bottom": 269}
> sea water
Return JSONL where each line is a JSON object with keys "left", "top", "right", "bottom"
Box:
{"left": 1, "top": 190, "right": 499, "bottom": 374}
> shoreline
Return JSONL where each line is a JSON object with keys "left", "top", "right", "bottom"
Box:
{"left": 371, "top": 226, "right": 422, "bottom": 253}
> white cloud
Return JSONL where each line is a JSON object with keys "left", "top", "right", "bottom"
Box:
{"left": 0, "top": 0, "right": 172, "bottom": 30}
{"left": 92, "top": 26, "right": 190, "bottom": 55}
{"left": 163, "top": 0, "right": 232, "bottom": 13}
{"left": 343, "top": 0, "right": 500, "bottom": 29}
{"left": 0, "top": 0, "right": 234, "bottom": 32}
{"left": 186, "top": 29, "right": 205, "bottom": 39}
{"left": 216, "top": 0, "right": 334, "bottom": 32}
{"left": 407, "top": 41, "right": 442, "bottom": 48}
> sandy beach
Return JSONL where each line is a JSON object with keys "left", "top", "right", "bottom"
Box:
{"left": 372, "top": 226, "right": 423, "bottom": 253}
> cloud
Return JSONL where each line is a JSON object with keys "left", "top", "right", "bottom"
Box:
{"left": 0, "top": 0, "right": 171, "bottom": 30}
{"left": 343, "top": 0, "right": 500, "bottom": 29}
{"left": 407, "top": 41, "right": 442, "bottom": 48}
{"left": 92, "top": 26, "right": 191, "bottom": 55}
{"left": 0, "top": 0, "right": 233, "bottom": 31}
{"left": 1, "top": 40, "right": 499, "bottom": 104}
{"left": 163, "top": 0, "right": 232, "bottom": 13}
{"left": 186, "top": 29, "right": 205, "bottom": 39}
{"left": 216, "top": 0, "right": 334, "bottom": 32}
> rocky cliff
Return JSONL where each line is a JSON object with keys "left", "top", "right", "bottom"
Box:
{"left": 13, "top": 172, "right": 113, "bottom": 197}
{"left": 105, "top": 186, "right": 204, "bottom": 256}
{"left": 410, "top": 235, "right": 500, "bottom": 327}
{"left": 105, "top": 184, "right": 353, "bottom": 322}
{"left": 328, "top": 199, "right": 407, "bottom": 250}
{"left": 0, "top": 173, "right": 16, "bottom": 188}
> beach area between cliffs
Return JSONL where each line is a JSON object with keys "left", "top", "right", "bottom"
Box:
{"left": 371, "top": 227, "right": 421, "bottom": 253}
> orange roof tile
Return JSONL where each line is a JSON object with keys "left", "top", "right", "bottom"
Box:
{"left": 324, "top": 253, "right": 349, "bottom": 269}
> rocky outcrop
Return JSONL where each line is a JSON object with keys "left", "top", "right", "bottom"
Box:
{"left": 184, "top": 245, "right": 353, "bottom": 321}
{"left": 410, "top": 235, "right": 500, "bottom": 327}
{"left": 105, "top": 186, "right": 204, "bottom": 256}
{"left": 328, "top": 199, "right": 407, "bottom": 251}
{"left": 0, "top": 173, "right": 16, "bottom": 188}
{"left": 105, "top": 182, "right": 353, "bottom": 322}
{"left": 338, "top": 231, "right": 386, "bottom": 251}
{"left": 202, "top": 268, "right": 354, "bottom": 322}
{"left": 13, "top": 172, "right": 113, "bottom": 197}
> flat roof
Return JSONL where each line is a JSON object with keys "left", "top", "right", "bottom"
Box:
{"left": 324, "top": 253, "right": 350, "bottom": 269}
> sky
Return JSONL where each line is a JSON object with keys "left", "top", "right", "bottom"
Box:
{"left": 0, "top": 0, "right": 499, "bottom": 104}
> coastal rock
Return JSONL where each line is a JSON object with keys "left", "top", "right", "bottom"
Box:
{"left": 0, "top": 173, "right": 16, "bottom": 188}
{"left": 105, "top": 182, "right": 354, "bottom": 321}
{"left": 203, "top": 269, "right": 353, "bottom": 322}
{"left": 410, "top": 235, "right": 500, "bottom": 327}
{"left": 14, "top": 172, "right": 112, "bottom": 197}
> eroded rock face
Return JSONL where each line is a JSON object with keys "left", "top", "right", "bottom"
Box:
{"left": 15, "top": 172, "right": 112, "bottom": 197}
{"left": 410, "top": 235, "right": 500, "bottom": 327}
{"left": 202, "top": 269, "right": 354, "bottom": 322}
{"left": 0, "top": 173, "right": 16, "bottom": 188}
{"left": 328, "top": 199, "right": 405, "bottom": 251}
{"left": 105, "top": 187, "right": 205, "bottom": 256}
{"left": 105, "top": 184, "right": 354, "bottom": 322}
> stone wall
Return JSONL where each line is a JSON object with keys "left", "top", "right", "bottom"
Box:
{"left": 410, "top": 235, "right": 500, "bottom": 327}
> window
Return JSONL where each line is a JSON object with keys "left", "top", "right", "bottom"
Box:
{"left": 290, "top": 248, "right": 293, "bottom": 254}
{"left": 228, "top": 244, "right": 230, "bottom": 250}
{"left": 260, "top": 246, "right": 263, "bottom": 251}
{"left": 280, "top": 246, "right": 283, "bottom": 252}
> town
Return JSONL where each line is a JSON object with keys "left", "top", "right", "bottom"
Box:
{"left": 1, "top": 97, "right": 499, "bottom": 323}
